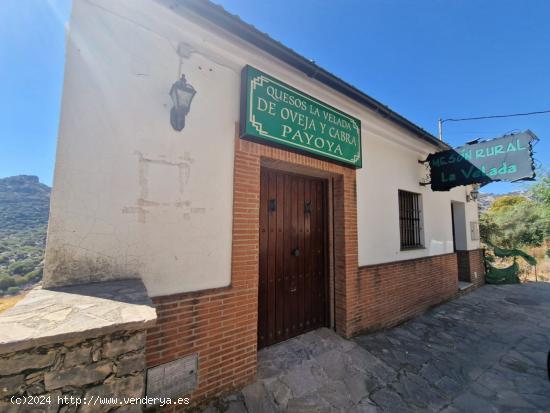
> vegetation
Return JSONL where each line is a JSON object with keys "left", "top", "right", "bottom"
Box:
{"left": 0, "top": 175, "right": 50, "bottom": 296}
{"left": 480, "top": 170, "right": 550, "bottom": 248}
{"left": 484, "top": 245, "right": 537, "bottom": 284}
{"left": 480, "top": 169, "right": 550, "bottom": 282}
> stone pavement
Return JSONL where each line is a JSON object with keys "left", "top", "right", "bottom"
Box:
{"left": 201, "top": 283, "right": 550, "bottom": 412}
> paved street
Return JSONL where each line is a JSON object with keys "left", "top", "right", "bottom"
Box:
{"left": 202, "top": 283, "right": 550, "bottom": 412}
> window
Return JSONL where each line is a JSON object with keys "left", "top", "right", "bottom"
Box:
{"left": 398, "top": 190, "right": 423, "bottom": 249}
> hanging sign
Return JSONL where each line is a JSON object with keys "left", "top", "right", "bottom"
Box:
{"left": 240, "top": 66, "right": 362, "bottom": 167}
{"left": 426, "top": 130, "right": 537, "bottom": 191}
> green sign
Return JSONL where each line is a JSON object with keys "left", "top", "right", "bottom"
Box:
{"left": 240, "top": 66, "right": 362, "bottom": 167}
{"left": 426, "top": 131, "right": 537, "bottom": 191}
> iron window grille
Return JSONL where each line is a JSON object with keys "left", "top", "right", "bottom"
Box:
{"left": 398, "top": 190, "right": 423, "bottom": 249}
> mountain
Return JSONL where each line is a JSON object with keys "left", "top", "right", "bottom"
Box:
{"left": 0, "top": 175, "right": 51, "bottom": 234}
{"left": 478, "top": 192, "right": 495, "bottom": 212}
{"left": 478, "top": 190, "right": 530, "bottom": 212}
{"left": 0, "top": 176, "right": 51, "bottom": 295}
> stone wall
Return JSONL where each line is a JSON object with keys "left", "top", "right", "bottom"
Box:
{"left": 0, "top": 330, "right": 146, "bottom": 412}
{"left": 0, "top": 280, "right": 156, "bottom": 413}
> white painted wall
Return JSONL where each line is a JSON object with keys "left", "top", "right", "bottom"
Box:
{"left": 356, "top": 119, "right": 481, "bottom": 266}
{"left": 45, "top": 0, "right": 480, "bottom": 296}
{"left": 452, "top": 202, "right": 468, "bottom": 251}
{"left": 44, "top": 0, "right": 241, "bottom": 295}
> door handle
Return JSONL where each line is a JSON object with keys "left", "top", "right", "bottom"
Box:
{"left": 290, "top": 287, "right": 297, "bottom": 293}
{"left": 292, "top": 248, "right": 300, "bottom": 257}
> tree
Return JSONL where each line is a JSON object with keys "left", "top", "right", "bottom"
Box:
{"left": 482, "top": 198, "right": 545, "bottom": 248}
{"left": 489, "top": 195, "right": 527, "bottom": 213}
{"left": 480, "top": 170, "right": 550, "bottom": 249}
{"left": 479, "top": 213, "right": 499, "bottom": 246}
{"left": 530, "top": 169, "right": 550, "bottom": 208}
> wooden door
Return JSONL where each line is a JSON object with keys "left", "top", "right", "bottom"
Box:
{"left": 258, "top": 168, "right": 328, "bottom": 349}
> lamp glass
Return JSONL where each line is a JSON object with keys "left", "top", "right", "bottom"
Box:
{"left": 170, "top": 83, "right": 195, "bottom": 110}
{"left": 183, "top": 87, "right": 195, "bottom": 107}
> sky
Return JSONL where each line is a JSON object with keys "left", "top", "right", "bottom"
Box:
{"left": 0, "top": 0, "right": 548, "bottom": 194}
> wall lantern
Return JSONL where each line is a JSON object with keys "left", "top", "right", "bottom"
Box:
{"left": 466, "top": 185, "right": 480, "bottom": 202}
{"left": 169, "top": 74, "right": 196, "bottom": 131}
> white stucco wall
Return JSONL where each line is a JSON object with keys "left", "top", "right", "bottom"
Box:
{"left": 356, "top": 118, "right": 480, "bottom": 266}
{"left": 45, "top": 0, "right": 480, "bottom": 296}
{"left": 45, "top": 0, "right": 241, "bottom": 295}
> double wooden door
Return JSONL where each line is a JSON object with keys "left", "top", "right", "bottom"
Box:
{"left": 258, "top": 168, "right": 328, "bottom": 349}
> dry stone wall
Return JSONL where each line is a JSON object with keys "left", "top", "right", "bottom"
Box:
{"left": 0, "top": 330, "right": 147, "bottom": 412}
{"left": 0, "top": 280, "right": 156, "bottom": 413}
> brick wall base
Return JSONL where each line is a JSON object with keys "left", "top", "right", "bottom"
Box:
{"left": 146, "top": 288, "right": 257, "bottom": 408}
{"left": 350, "top": 253, "right": 459, "bottom": 334}
{"left": 457, "top": 249, "right": 486, "bottom": 289}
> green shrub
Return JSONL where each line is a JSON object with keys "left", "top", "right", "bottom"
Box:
{"left": 25, "top": 268, "right": 43, "bottom": 281}
{"left": 0, "top": 275, "right": 15, "bottom": 290}
{"left": 14, "top": 268, "right": 43, "bottom": 286}
{"left": 480, "top": 168, "right": 550, "bottom": 250}
{"left": 14, "top": 276, "right": 29, "bottom": 286}
{"left": 6, "top": 286, "right": 21, "bottom": 295}
{"left": 8, "top": 260, "right": 37, "bottom": 276}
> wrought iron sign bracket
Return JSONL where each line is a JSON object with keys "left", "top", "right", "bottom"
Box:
{"left": 418, "top": 158, "right": 431, "bottom": 187}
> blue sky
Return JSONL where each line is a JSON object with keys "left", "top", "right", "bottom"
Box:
{"left": 1, "top": 0, "right": 548, "bottom": 194}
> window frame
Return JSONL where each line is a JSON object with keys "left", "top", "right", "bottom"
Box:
{"left": 398, "top": 189, "right": 424, "bottom": 250}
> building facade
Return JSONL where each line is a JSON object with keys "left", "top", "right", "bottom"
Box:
{"left": 44, "top": 0, "right": 484, "bottom": 405}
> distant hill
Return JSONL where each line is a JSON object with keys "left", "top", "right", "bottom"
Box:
{"left": 0, "top": 175, "right": 51, "bottom": 234}
{"left": 0, "top": 176, "right": 51, "bottom": 295}
{"left": 478, "top": 190, "right": 529, "bottom": 212}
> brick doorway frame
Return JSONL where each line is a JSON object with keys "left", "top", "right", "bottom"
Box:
{"left": 232, "top": 135, "right": 359, "bottom": 342}
{"left": 145, "top": 135, "right": 358, "bottom": 404}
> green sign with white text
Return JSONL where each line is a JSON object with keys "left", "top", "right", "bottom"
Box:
{"left": 240, "top": 66, "right": 362, "bottom": 167}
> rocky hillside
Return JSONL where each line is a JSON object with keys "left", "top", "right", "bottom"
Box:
{"left": 0, "top": 176, "right": 51, "bottom": 295}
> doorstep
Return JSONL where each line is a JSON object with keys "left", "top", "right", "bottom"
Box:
{"left": 458, "top": 281, "right": 474, "bottom": 291}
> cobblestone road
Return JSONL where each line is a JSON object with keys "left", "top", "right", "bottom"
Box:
{"left": 202, "top": 283, "right": 550, "bottom": 412}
